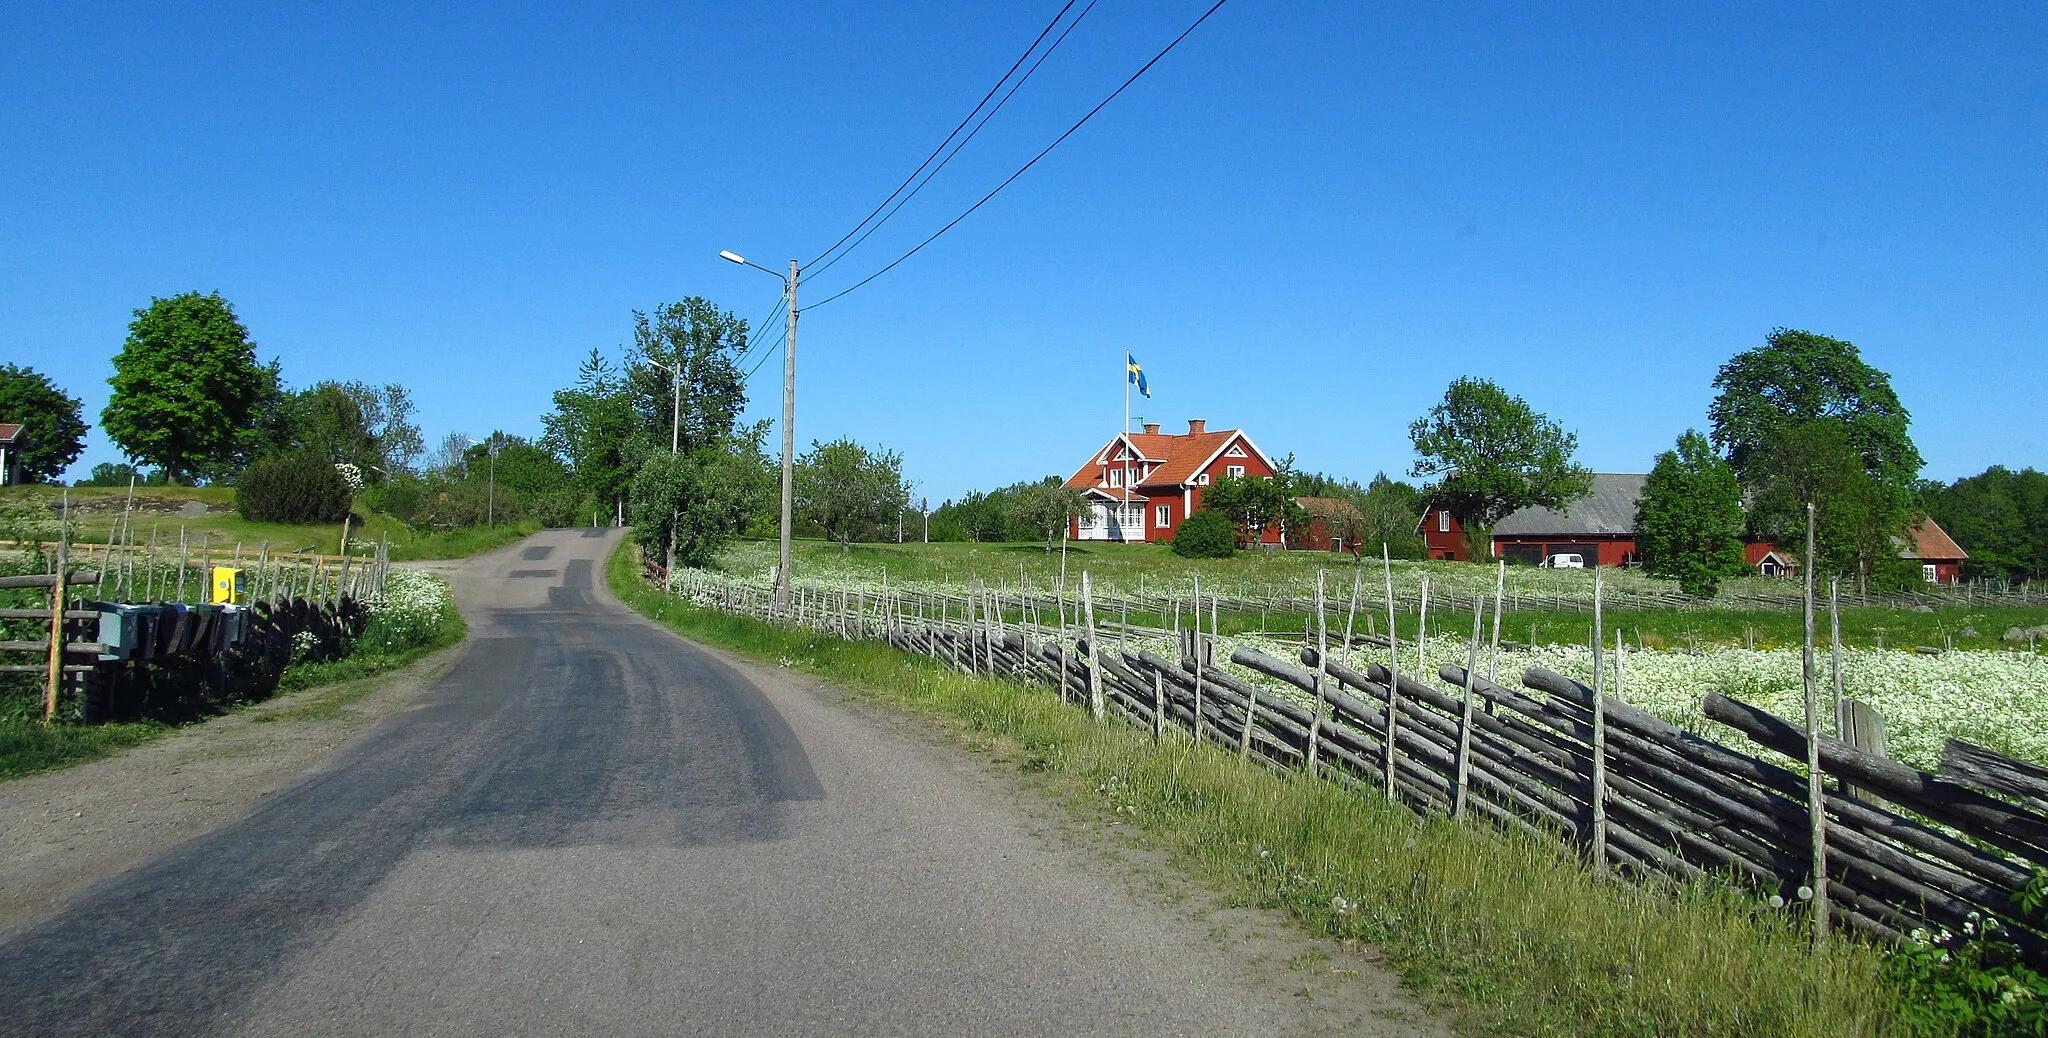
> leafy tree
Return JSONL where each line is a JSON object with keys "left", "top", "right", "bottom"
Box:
{"left": 1007, "top": 478, "right": 1089, "bottom": 552}
{"left": 464, "top": 434, "right": 572, "bottom": 495}
{"left": 1203, "top": 472, "right": 1291, "bottom": 546}
{"left": 543, "top": 349, "right": 642, "bottom": 519}
{"left": 1746, "top": 420, "right": 1917, "bottom": 589}
{"left": 1407, "top": 378, "right": 1592, "bottom": 544}
{"left": 1172, "top": 509, "right": 1237, "bottom": 558}
{"left": 795, "top": 438, "right": 906, "bottom": 550}
{"left": 102, "top": 292, "right": 266, "bottom": 484}
{"left": 0, "top": 364, "right": 88, "bottom": 482}
{"left": 1708, "top": 328, "right": 1922, "bottom": 585}
{"left": 1635, "top": 430, "right": 1747, "bottom": 597}
{"left": 1708, "top": 328, "right": 1921, "bottom": 487}
{"left": 630, "top": 432, "right": 772, "bottom": 570}
{"left": 1924, "top": 466, "right": 2048, "bottom": 581}
{"left": 624, "top": 299, "right": 750, "bottom": 456}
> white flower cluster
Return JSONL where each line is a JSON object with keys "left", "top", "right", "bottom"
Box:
{"left": 333, "top": 462, "right": 365, "bottom": 493}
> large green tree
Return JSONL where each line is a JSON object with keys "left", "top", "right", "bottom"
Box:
{"left": 102, "top": 292, "right": 266, "bottom": 484}
{"left": 1408, "top": 377, "right": 1592, "bottom": 543}
{"left": 625, "top": 299, "right": 750, "bottom": 456}
{"left": 543, "top": 349, "right": 642, "bottom": 518}
{"left": 1710, "top": 329, "right": 1923, "bottom": 587}
{"left": 795, "top": 438, "right": 907, "bottom": 549}
{"left": 1635, "top": 430, "right": 1747, "bottom": 597}
{"left": 630, "top": 430, "right": 773, "bottom": 570}
{"left": 0, "top": 364, "right": 88, "bottom": 482}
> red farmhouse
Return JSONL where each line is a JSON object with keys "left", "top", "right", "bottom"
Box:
{"left": 1064, "top": 419, "right": 1278, "bottom": 543}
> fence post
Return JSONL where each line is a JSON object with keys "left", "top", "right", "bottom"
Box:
{"left": 1802, "top": 501, "right": 1832, "bottom": 944}
{"left": 1590, "top": 568, "right": 1608, "bottom": 874}
{"left": 1381, "top": 544, "right": 1399, "bottom": 800}
{"left": 1191, "top": 575, "right": 1205, "bottom": 742}
{"left": 1082, "top": 572, "right": 1103, "bottom": 721}
{"left": 1456, "top": 607, "right": 1481, "bottom": 820}
{"left": 46, "top": 536, "right": 68, "bottom": 720}
{"left": 1309, "top": 570, "right": 1328, "bottom": 778}
{"left": 1152, "top": 668, "right": 1165, "bottom": 744}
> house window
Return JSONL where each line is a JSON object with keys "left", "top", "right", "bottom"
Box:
{"left": 1156, "top": 505, "right": 1171, "bottom": 527}
{"left": 1226, "top": 465, "right": 1245, "bottom": 479}
{"left": 1195, "top": 474, "right": 1210, "bottom": 486}
{"left": 1437, "top": 510, "right": 1450, "bottom": 533}
{"left": 1225, "top": 445, "right": 1247, "bottom": 458}
{"left": 1923, "top": 563, "right": 1938, "bottom": 583}
{"left": 1109, "top": 468, "right": 1122, "bottom": 487}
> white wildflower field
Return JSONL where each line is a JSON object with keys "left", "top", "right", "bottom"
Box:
{"left": 1296, "top": 634, "right": 2048, "bottom": 771}
{"left": 356, "top": 568, "right": 457, "bottom": 655}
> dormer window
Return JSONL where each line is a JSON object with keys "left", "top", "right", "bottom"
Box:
{"left": 1109, "top": 468, "right": 1123, "bottom": 487}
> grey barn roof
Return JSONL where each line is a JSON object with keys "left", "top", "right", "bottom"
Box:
{"left": 1491, "top": 473, "right": 1647, "bottom": 537}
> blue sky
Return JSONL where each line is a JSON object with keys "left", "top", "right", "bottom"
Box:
{"left": 5, "top": 1, "right": 2043, "bottom": 503}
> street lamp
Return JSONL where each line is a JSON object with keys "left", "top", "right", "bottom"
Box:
{"left": 722, "top": 249, "right": 798, "bottom": 610}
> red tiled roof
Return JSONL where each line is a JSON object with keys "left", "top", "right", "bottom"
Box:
{"left": 1901, "top": 518, "right": 1968, "bottom": 562}
{"left": 1064, "top": 429, "right": 1249, "bottom": 491}
{"left": 0, "top": 424, "right": 23, "bottom": 443}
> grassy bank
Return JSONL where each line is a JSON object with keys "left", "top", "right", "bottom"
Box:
{"left": 0, "top": 576, "right": 466, "bottom": 781}
{"left": 1, "top": 484, "right": 540, "bottom": 561}
{"left": 611, "top": 543, "right": 1901, "bottom": 1036}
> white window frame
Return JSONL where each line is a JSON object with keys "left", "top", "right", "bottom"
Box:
{"left": 1225, "top": 444, "right": 1247, "bottom": 458}
{"left": 1156, "top": 504, "right": 1171, "bottom": 528}
{"left": 1109, "top": 468, "right": 1123, "bottom": 487}
{"left": 1438, "top": 510, "right": 1450, "bottom": 533}
{"left": 1923, "top": 563, "right": 1939, "bottom": 583}
{"left": 1226, "top": 464, "right": 1245, "bottom": 479}
{"left": 1195, "top": 473, "right": 1210, "bottom": 486}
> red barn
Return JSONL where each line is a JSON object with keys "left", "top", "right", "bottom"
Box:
{"left": 1902, "top": 519, "right": 1969, "bottom": 584}
{"left": 1064, "top": 419, "right": 1279, "bottom": 544}
{"left": 1418, "top": 502, "right": 1472, "bottom": 560}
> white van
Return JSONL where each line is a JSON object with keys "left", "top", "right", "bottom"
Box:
{"left": 1543, "top": 553, "right": 1586, "bottom": 569}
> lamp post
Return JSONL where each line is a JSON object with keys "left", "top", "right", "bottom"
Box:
{"left": 721, "top": 249, "right": 798, "bottom": 610}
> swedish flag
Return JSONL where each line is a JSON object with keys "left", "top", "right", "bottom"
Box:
{"left": 1127, "top": 353, "right": 1150, "bottom": 398}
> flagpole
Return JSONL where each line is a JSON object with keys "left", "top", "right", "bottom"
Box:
{"left": 1123, "top": 352, "right": 1132, "bottom": 544}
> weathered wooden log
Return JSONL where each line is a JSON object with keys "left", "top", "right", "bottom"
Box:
{"left": 1706, "top": 692, "right": 2048, "bottom": 865}
{"left": 1940, "top": 738, "right": 2048, "bottom": 814}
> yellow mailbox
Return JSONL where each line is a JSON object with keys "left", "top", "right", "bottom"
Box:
{"left": 210, "top": 567, "right": 246, "bottom": 605}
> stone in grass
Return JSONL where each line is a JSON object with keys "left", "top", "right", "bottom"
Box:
{"left": 2004, "top": 625, "right": 2048, "bottom": 643}
{"left": 1960, "top": 626, "right": 1980, "bottom": 638}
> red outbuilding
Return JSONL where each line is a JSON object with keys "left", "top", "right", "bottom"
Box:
{"left": 1064, "top": 419, "right": 1279, "bottom": 544}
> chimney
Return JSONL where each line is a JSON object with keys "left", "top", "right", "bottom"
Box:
{"left": 1142, "top": 422, "right": 1160, "bottom": 436}
{"left": 1186, "top": 418, "right": 1206, "bottom": 435}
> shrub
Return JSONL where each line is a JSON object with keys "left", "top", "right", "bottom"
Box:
{"left": 237, "top": 452, "right": 354, "bottom": 523}
{"left": 1173, "top": 509, "right": 1237, "bottom": 558}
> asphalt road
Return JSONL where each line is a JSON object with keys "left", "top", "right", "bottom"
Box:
{"left": 0, "top": 529, "right": 1428, "bottom": 1036}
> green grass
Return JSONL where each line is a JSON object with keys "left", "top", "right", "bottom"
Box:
{"left": 0, "top": 719, "right": 170, "bottom": 781}
{"left": 1, "top": 484, "right": 540, "bottom": 561}
{"left": 612, "top": 541, "right": 1905, "bottom": 1036}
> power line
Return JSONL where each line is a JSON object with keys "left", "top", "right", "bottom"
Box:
{"left": 807, "top": 0, "right": 1096, "bottom": 281}
{"left": 733, "top": 291, "right": 787, "bottom": 373}
{"left": 803, "top": 0, "right": 1232, "bottom": 312}
{"left": 805, "top": 0, "right": 1080, "bottom": 271}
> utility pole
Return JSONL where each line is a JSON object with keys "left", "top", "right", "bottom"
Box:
{"left": 670, "top": 358, "right": 684, "bottom": 575}
{"left": 778, "top": 259, "right": 798, "bottom": 609}
{"left": 720, "top": 248, "right": 798, "bottom": 608}
{"left": 922, "top": 498, "right": 929, "bottom": 543}
{"left": 486, "top": 433, "right": 498, "bottom": 526}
